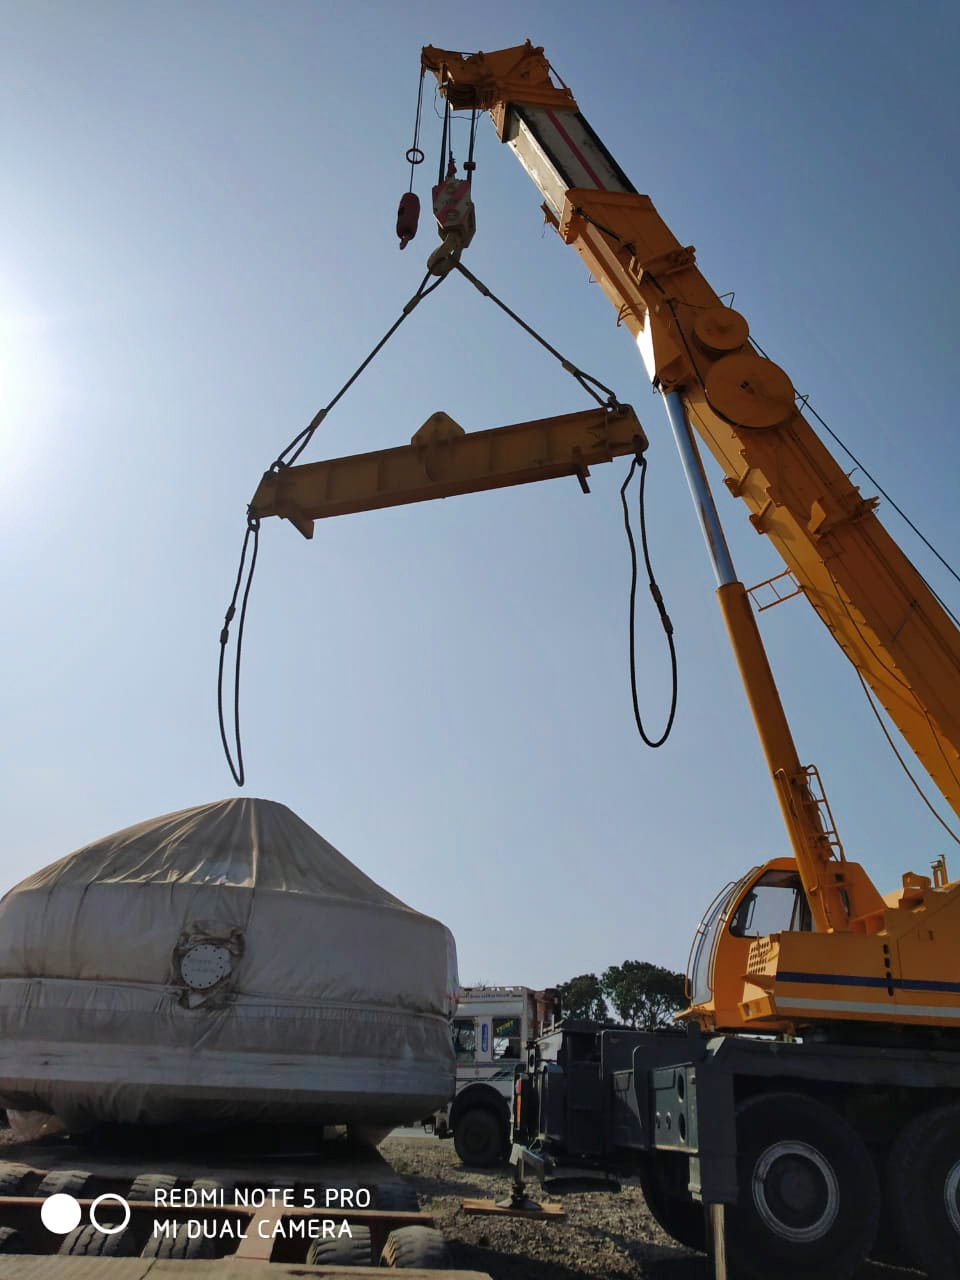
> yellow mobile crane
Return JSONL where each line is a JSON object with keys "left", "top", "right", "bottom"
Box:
{"left": 244, "top": 41, "right": 960, "bottom": 1279}
{"left": 253, "top": 41, "right": 960, "bottom": 1038}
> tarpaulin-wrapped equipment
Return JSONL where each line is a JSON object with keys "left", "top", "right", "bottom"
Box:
{"left": 0, "top": 798, "right": 458, "bottom": 1131}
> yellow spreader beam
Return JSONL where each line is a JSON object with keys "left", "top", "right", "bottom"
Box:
{"left": 250, "top": 405, "right": 647, "bottom": 538}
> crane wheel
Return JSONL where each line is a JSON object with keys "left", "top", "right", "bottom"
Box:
{"left": 887, "top": 1102, "right": 960, "bottom": 1279}
{"left": 726, "top": 1092, "right": 878, "bottom": 1280}
{"left": 306, "top": 1224, "right": 373, "bottom": 1265}
{"left": 379, "top": 1224, "right": 450, "bottom": 1268}
{"left": 637, "top": 1156, "right": 707, "bottom": 1252}
{"left": 452, "top": 1107, "right": 505, "bottom": 1167}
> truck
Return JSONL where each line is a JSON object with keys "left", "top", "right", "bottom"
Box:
{"left": 428, "top": 986, "right": 560, "bottom": 1166}
{"left": 246, "top": 39, "right": 960, "bottom": 1280}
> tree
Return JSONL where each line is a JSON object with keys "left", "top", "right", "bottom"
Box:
{"left": 600, "top": 961, "right": 687, "bottom": 1030}
{"left": 557, "top": 973, "right": 608, "bottom": 1022}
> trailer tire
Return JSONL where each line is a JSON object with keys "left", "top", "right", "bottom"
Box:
{"left": 37, "top": 1169, "right": 91, "bottom": 1196}
{"left": 453, "top": 1107, "right": 505, "bottom": 1167}
{"left": 306, "top": 1224, "right": 373, "bottom": 1265}
{"left": 141, "top": 1223, "right": 216, "bottom": 1259}
{"left": 727, "top": 1092, "right": 878, "bottom": 1280}
{"left": 887, "top": 1102, "right": 960, "bottom": 1279}
{"left": 638, "top": 1163, "right": 707, "bottom": 1252}
{"left": 379, "top": 1224, "right": 450, "bottom": 1268}
{"left": 0, "top": 1227, "right": 25, "bottom": 1254}
{"left": 192, "top": 1177, "right": 235, "bottom": 1203}
{"left": 129, "top": 1172, "right": 178, "bottom": 1202}
{"left": 0, "top": 1163, "right": 31, "bottom": 1195}
{"left": 59, "top": 1224, "right": 139, "bottom": 1257}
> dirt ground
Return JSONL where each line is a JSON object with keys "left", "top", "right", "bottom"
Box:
{"left": 379, "top": 1135, "right": 913, "bottom": 1280}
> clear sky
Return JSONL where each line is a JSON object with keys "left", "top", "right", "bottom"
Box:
{"left": 3, "top": 0, "right": 959, "bottom": 992}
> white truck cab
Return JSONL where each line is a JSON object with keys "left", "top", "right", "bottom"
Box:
{"left": 431, "top": 986, "right": 560, "bottom": 1165}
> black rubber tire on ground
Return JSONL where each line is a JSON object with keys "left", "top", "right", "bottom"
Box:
{"left": 306, "top": 1224, "right": 374, "bottom": 1266}
{"left": 638, "top": 1163, "right": 707, "bottom": 1253}
{"left": 726, "top": 1091, "right": 879, "bottom": 1280}
{"left": 0, "top": 1227, "right": 25, "bottom": 1254}
{"left": 36, "top": 1169, "right": 91, "bottom": 1196}
{"left": 453, "top": 1107, "right": 505, "bottom": 1167}
{"left": 379, "top": 1224, "right": 450, "bottom": 1268}
{"left": 887, "top": 1102, "right": 960, "bottom": 1279}
{"left": 129, "top": 1172, "right": 178, "bottom": 1201}
{"left": 141, "top": 1222, "right": 216, "bottom": 1260}
{"left": 0, "top": 1163, "right": 32, "bottom": 1196}
{"left": 376, "top": 1182, "right": 420, "bottom": 1211}
{"left": 59, "top": 1224, "right": 139, "bottom": 1257}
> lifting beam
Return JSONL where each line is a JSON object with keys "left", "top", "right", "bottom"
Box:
{"left": 250, "top": 405, "right": 647, "bottom": 538}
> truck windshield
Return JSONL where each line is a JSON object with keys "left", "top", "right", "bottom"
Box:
{"left": 452, "top": 1018, "right": 476, "bottom": 1060}
{"left": 687, "top": 871, "right": 756, "bottom": 1007}
{"left": 729, "top": 869, "right": 812, "bottom": 938}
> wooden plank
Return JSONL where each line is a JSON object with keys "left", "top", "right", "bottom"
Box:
{"left": 460, "top": 1197, "right": 565, "bottom": 1219}
{"left": 0, "top": 1261, "right": 491, "bottom": 1279}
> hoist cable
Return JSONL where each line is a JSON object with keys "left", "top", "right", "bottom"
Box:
{"left": 217, "top": 513, "right": 260, "bottom": 787}
{"left": 620, "top": 453, "right": 678, "bottom": 747}
{"left": 852, "top": 667, "right": 960, "bottom": 846}
{"left": 465, "top": 107, "right": 478, "bottom": 180}
{"left": 454, "top": 262, "right": 620, "bottom": 408}
{"left": 406, "top": 72, "right": 426, "bottom": 190}
{"left": 273, "top": 272, "right": 446, "bottom": 470}
{"left": 450, "top": 258, "right": 679, "bottom": 745}
{"left": 218, "top": 269, "right": 450, "bottom": 784}
{"left": 438, "top": 88, "right": 451, "bottom": 182}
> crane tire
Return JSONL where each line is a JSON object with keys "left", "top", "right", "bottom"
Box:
{"left": 887, "top": 1102, "right": 960, "bottom": 1279}
{"left": 453, "top": 1107, "right": 505, "bottom": 1167}
{"left": 379, "top": 1224, "right": 450, "bottom": 1268}
{"left": 726, "top": 1091, "right": 878, "bottom": 1280}
{"left": 141, "top": 1223, "right": 215, "bottom": 1259}
{"left": 306, "top": 1224, "right": 373, "bottom": 1265}
{"left": 59, "top": 1224, "right": 139, "bottom": 1256}
{"left": 638, "top": 1161, "right": 707, "bottom": 1252}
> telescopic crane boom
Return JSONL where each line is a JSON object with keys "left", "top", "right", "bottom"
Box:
{"left": 420, "top": 42, "right": 960, "bottom": 823}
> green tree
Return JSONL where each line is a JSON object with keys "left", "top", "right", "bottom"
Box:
{"left": 557, "top": 973, "right": 608, "bottom": 1022}
{"left": 600, "top": 961, "right": 687, "bottom": 1030}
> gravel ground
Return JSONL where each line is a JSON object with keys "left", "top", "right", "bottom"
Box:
{"left": 378, "top": 1136, "right": 910, "bottom": 1280}
{"left": 380, "top": 1135, "right": 704, "bottom": 1280}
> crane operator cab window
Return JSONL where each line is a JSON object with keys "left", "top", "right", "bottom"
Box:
{"left": 452, "top": 1017, "right": 476, "bottom": 1061}
{"left": 729, "top": 868, "right": 812, "bottom": 938}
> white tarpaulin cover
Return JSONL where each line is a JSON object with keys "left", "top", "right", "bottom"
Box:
{"left": 0, "top": 798, "right": 458, "bottom": 1130}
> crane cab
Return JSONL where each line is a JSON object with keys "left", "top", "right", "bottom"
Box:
{"left": 682, "top": 857, "right": 960, "bottom": 1035}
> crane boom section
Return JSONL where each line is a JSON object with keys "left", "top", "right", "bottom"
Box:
{"left": 424, "top": 44, "right": 960, "bottom": 821}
